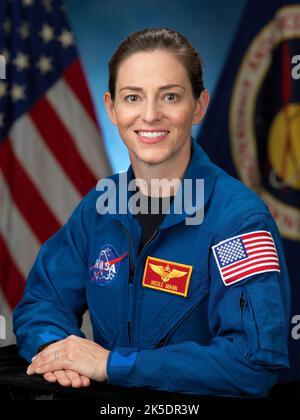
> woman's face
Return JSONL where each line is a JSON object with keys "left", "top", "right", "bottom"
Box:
{"left": 104, "top": 50, "right": 209, "bottom": 167}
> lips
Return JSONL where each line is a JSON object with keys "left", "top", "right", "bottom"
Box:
{"left": 134, "top": 130, "right": 170, "bottom": 144}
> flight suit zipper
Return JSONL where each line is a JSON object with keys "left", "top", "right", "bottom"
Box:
{"left": 118, "top": 220, "right": 159, "bottom": 346}
{"left": 128, "top": 265, "right": 134, "bottom": 343}
{"left": 130, "top": 229, "right": 160, "bottom": 343}
{"left": 118, "top": 222, "right": 135, "bottom": 345}
{"left": 135, "top": 229, "right": 159, "bottom": 269}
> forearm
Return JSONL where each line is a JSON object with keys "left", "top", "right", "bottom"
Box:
{"left": 106, "top": 340, "right": 281, "bottom": 398}
{"left": 14, "top": 298, "right": 85, "bottom": 362}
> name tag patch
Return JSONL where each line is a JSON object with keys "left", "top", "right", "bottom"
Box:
{"left": 142, "top": 256, "right": 193, "bottom": 297}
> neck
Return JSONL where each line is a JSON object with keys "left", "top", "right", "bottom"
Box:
{"left": 130, "top": 142, "right": 191, "bottom": 197}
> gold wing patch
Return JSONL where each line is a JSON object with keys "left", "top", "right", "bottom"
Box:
{"left": 169, "top": 269, "right": 187, "bottom": 279}
{"left": 149, "top": 264, "right": 166, "bottom": 279}
{"left": 149, "top": 263, "right": 186, "bottom": 282}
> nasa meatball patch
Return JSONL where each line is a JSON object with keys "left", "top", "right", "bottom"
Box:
{"left": 90, "top": 245, "right": 128, "bottom": 286}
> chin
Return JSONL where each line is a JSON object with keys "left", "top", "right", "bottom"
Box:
{"left": 137, "top": 151, "right": 170, "bottom": 166}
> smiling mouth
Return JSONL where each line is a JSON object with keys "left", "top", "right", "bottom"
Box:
{"left": 134, "top": 130, "right": 170, "bottom": 143}
{"left": 135, "top": 130, "right": 169, "bottom": 138}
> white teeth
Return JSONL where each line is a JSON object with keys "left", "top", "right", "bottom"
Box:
{"left": 137, "top": 131, "right": 168, "bottom": 138}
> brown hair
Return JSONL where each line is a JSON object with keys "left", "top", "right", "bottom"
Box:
{"left": 108, "top": 28, "right": 205, "bottom": 101}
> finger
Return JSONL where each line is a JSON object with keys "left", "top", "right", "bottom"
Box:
{"left": 28, "top": 359, "right": 71, "bottom": 375}
{"left": 80, "top": 375, "right": 90, "bottom": 387}
{"left": 32, "top": 341, "right": 63, "bottom": 361}
{"left": 53, "top": 370, "right": 71, "bottom": 387}
{"left": 65, "top": 370, "right": 83, "bottom": 388}
{"left": 30, "top": 348, "right": 66, "bottom": 371}
{"left": 32, "top": 343, "right": 64, "bottom": 364}
{"left": 27, "top": 364, "right": 35, "bottom": 376}
{"left": 29, "top": 346, "right": 70, "bottom": 374}
{"left": 33, "top": 335, "right": 85, "bottom": 358}
{"left": 43, "top": 372, "right": 57, "bottom": 383}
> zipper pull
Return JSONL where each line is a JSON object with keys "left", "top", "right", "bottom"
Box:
{"left": 240, "top": 295, "right": 245, "bottom": 310}
{"left": 128, "top": 321, "right": 131, "bottom": 341}
{"left": 129, "top": 266, "right": 134, "bottom": 284}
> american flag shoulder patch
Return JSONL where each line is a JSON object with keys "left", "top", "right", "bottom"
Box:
{"left": 212, "top": 230, "right": 280, "bottom": 286}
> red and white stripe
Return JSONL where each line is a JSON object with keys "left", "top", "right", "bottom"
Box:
{"left": 0, "top": 59, "right": 111, "bottom": 344}
{"left": 213, "top": 230, "right": 280, "bottom": 286}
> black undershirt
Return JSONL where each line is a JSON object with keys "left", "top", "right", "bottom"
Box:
{"left": 134, "top": 192, "right": 174, "bottom": 252}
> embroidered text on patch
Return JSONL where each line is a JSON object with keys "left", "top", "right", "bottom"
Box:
{"left": 142, "top": 256, "right": 193, "bottom": 297}
{"left": 212, "top": 230, "right": 280, "bottom": 286}
{"left": 90, "top": 245, "right": 128, "bottom": 286}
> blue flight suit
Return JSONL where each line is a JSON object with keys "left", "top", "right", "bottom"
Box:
{"left": 13, "top": 138, "right": 290, "bottom": 397}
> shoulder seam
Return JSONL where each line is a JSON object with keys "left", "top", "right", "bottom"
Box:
{"left": 212, "top": 210, "right": 273, "bottom": 242}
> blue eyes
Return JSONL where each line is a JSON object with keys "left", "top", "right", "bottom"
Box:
{"left": 124, "top": 93, "right": 179, "bottom": 103}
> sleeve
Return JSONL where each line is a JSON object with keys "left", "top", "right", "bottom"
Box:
{"left": 105, "top": 213, "right": 291, "bottom": 397}
{"left": 13, "top": 200, "right": 90, "bottom": 362}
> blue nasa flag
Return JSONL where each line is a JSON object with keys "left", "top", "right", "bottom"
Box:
{"left": 198, "top": 0, "right": 300, "bottom": 382}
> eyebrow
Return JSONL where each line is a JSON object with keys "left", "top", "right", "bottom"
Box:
{"left": 119, "top": 84, "right": 185, "bottom": 92}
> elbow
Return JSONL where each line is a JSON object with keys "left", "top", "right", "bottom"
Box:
{"left": 243, "top": 370, "right": 279, "bottom": 398}
{"left": 239, "top": 338, "right": 290, "bottom": 397}
{"left": 239, "top": 357, "right": 289, "bottom": 398}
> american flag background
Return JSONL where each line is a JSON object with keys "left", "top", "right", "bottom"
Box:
{"left": 212, "top": 230, "right": 280, "bottom": 286}
{"left": 0, "top": 0, "right": 111, "bottom": 346}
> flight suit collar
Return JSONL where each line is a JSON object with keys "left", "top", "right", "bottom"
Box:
{"left": 160, "top": 137, "right": 217, "bottom": 229}
{"left": 104, "top": 137, "right": 217, "bottom": 231}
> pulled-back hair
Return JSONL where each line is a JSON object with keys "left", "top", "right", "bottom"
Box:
{"left": 108, "top": 28, "right": 205, "bottom": 100}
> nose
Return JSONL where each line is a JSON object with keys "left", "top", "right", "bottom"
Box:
{"left": 141, "top": 98, "right": 162, "bottom": 123}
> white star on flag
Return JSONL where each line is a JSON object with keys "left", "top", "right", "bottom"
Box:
{"left": 13, "top": 53, "right": 30, "bottom": 71}
{"left": 39, "top": 23, "right": 54, "bottom": 43}
{"left": 36, "top": 55, "right": 53, "bottom": 74}
{"left": 58, "top": 29, "right": 74, "bottom": 48}
{"left": 11, "top": 83, "right": 26, "bottom": 102}
{"left": 18, "top": 22, "right": 30, "bottom": 40}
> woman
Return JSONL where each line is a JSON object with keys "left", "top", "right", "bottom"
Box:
{"left": 14, "top": 28, "right": 290, "bottom": 397}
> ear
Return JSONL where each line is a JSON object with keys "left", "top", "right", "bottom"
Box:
{"left": 192, "top": 89, "right": 209, "bottom": 125}
{"left": 103, "top": 92, "right": 117, "bottom": 126}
